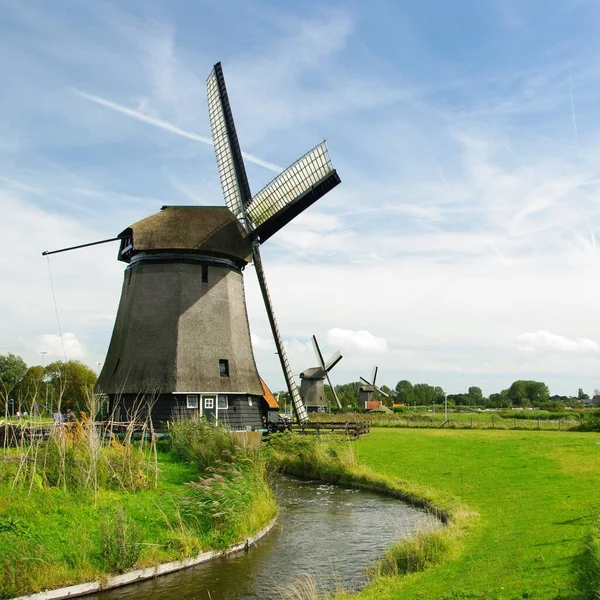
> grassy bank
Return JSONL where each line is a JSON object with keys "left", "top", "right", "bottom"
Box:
{"left": 346, "top": 428, "right": 600, "bottom": 599}
{"left": 0, "top": 419, "right": 276, "bottom": 598}
{"left": 309, "top": 410, "right": 597, "bottom": 431}
{"left": 267, "top": 434, "right": 476, "bottom": 595}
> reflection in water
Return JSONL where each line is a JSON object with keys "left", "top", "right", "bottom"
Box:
{"left": 91, "top": 476, "right": 439, "bottom": 600}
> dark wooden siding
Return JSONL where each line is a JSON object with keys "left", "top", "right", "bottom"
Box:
{"left": 109, "top": 393, "right": 265, "bottom": 430}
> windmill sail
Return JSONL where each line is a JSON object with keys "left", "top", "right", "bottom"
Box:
{"left": 253, "top": 246, "right": 308, "bottom": 422}
{"left": 207, "top": 62, "right": 309, "bottom": 423}
{"left": 206, "top": 63, "right": 252, "bottom": 218}
{"left": 312, "top": 335, "right": 342, "bottom": 410}
{"left": 246, "top": 142, "right": 341, "bottom": 243}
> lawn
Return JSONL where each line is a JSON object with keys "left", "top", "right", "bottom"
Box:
{"left": 351, "top": 428, "right": 600, "bottom": 600}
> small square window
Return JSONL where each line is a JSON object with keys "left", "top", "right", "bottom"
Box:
{"left": 186, "top": 395, "right": 198, "bottom": 409}
{"left": 219, "top": 359, "right": 229, "bottom": 377}
{"left": 218, "top": 396, "right": 228, "bottom": 409}
{"left": 204, "top": 397, "right": 214, "bottom": 409}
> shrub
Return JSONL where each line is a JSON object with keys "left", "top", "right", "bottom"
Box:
{"left": 99, "top": 508, "right": 142, "bottom": 573}
{"left": 169, "top": 417, "right": 257, "bottom": 471}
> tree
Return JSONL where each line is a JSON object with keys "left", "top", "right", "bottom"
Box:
{"left": 44, "top": 361, "right": 97, "bottom": 412}
{"left": 468, "top": 386, "right": 484, "bottom": 406}
{"left": 335, "top": 381, "right": 362, "bottom": 409}
{"left": 506, "top": 380, "right": 549, "bottom": 407}
{"left": 487, "top": 391, "right": 510, "bottom": 408}
{"left": 578, "top": 388, "right": 590, "bottom": 401}
{"left": 433, "top": 386, "right": 446, "bottom": 405}
{"left": 0, "top": 353, "right": 28, "bottom": 411}
{"left": 19, "top": 365, "right": 47, "bottom": 407}
{"left": 413, "top": 383, "right": 435, "bottom": 406}
{"left": 395, "top": 380, "right": 414, "bottom": 405}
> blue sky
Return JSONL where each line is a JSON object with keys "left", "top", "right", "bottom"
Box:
{"left": 2, "top": 0, "right": 600, "bottom": 396}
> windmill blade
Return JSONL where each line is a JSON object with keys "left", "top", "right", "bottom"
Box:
{"left": 252, "top": 243, "right": 308, "bottom": 422}
{"left": 311, "top": 335, "right": 327, "bottom": 371}
{"left": 359, "top": 376, "right": 371, "bottom": 386}
{"left": 246, "top": 141, "right": 341, "bottom": 243}
{"left": 324, "top": 351, "right": 342, "bottom": 372}
{"left": 375, "top": 385, "right": 390, "bottom": 399}
{"left": 371, "top": 366, "right": 378, "bottom": 387}
{"left": 323, "top": 368, "right": 342, "bottom": 410}
{"left": 206, "top": 62, "right": 252, "bottom": 221}
{"left": 311, "top": 336, "right": 341, "bottom": 409}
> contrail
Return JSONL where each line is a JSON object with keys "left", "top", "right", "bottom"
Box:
{"left": 569, "top": 69, "right": 581, "bottom": 156}
{"left": 73, "top": 89, "right": 283, "bottom": 173}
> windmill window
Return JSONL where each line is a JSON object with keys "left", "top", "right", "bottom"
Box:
{"left": 248, "top": 397, "right": 253, "bottom": 407}
{"left": 218, "top": 396, "right": 228, "bottom": 409}
{"left": 204, "top": 397, "right": 214, "bottom": 409}
{"left": 186, "top": 395, "right": 198, "bottom": 409}
{"left": 219, "top": 359, "right": 229, "bottom": 377}
{"left": 202, "top": 265, "right": 208, "bottom": 283}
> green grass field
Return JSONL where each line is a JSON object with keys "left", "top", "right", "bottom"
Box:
{"left": 350, "top": 428, "right": 600, "bottom": 600}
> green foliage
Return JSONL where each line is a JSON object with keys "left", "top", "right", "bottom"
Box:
{"left": 467, "top": 386, "right": 484, "bottom": 406}
{"left": 0, "top": 353, "right": 27, "bottom": 408}
{"left": 506, "top": 380, "right": 549, "bottom": 407}
{"left": 395, "top": 380, "right": 414, "bottom": 405}
{"left": 99, "top": 508, "right": 142, "bottom": 573}
{"left": 413, "top": 383, "right": 435, "bottom": 405}
{"left": 333, "top": 381, "right": 363, "bottom": 409}
{"left": 44, "top": 360, "right": 97, "bottom": 412}
{"left": 169, "top": 417, "right": 258, "bottom": 471}
{"left": 375, "top": 529, "right": 451, "bottom": 576}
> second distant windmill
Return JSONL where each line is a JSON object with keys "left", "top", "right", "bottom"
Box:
{"left": 299, "top": 335, "right": 343, "bottom": 412}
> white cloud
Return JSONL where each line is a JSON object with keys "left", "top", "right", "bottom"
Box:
{"left": 326, "top": 328, "right": 388, "bottom": 354}
{"left": 516, "top": 330, "right": 600, "bottom": 354}
{"left": 36, "top": 332, "right": 86, "bottom": 360}
{"left": 251, "top": 332, "right": 274, "bottom": 351}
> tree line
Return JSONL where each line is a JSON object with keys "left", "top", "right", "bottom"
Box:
{"left": 320, "top": 379, "right": 600, "bottom": 411}
{"left": 0, "top": 353, "right": 97, "bottom": 414}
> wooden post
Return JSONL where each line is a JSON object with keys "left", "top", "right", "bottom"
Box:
{"left": 538, "top": 419, "right": 541, "bottom": 430}
{"left": 492, "top": 416, "right": 495, "bottom": 428}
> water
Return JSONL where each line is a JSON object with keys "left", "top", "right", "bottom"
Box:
{"left": 91, "top": 476, "right": 439, "bottom": 599}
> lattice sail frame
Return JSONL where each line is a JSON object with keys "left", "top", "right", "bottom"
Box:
{"left": 206, "top": 65, "right": 252, "bottom": 220}
{"left": 246, "top": 142, "right": 334, "bottom": 227}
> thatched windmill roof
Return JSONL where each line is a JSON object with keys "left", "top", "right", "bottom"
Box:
{"left": 120, "top": 206, "right": 252, "bottom": 263}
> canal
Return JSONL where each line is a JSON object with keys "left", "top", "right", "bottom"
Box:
{"left": 91, "top": 476, "right": 439, "bottom": 599}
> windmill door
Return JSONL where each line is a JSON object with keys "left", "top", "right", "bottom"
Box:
{"left": 203, "top": 395, "right": 216, "bottom": 422}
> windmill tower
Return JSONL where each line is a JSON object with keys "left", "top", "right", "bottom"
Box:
{"left": 299, "top": 335, "right": 343, "bottom": 412}
{"left": 359, "top": 367, "right": 390, "bottom": 410}
{"left": 43, "top": 62, "right": 341, "bottom": 429}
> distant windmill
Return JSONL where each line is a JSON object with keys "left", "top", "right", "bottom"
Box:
{"left": 299, "top": 335, "right": 343, "bottom": 412}
{"left": 42, "top": 62, "right": 341, "bottom": 427}
{"left": 359, "top": 367, "right": 390, "bottom": 410}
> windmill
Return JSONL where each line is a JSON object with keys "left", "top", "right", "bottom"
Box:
{"left": 299, "top": 335, "right": 343, "bottom": 412}
{"left": 359, "top": 367, "right": 390, "bottom": 410}
{"left": 42, "top": 62, "right": 341, "bottom": 428}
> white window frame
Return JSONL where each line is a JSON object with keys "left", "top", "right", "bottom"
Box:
{"left": 204, "top": 397, "right": 215, "bottom": 409}
{"left": 248, "top": 397, "right": 253, "bottom": 407}
{"left": 218, "top": 396, "right": 228, "bottom": 409}
{"left": 186, "top": 395, "right": 198, "bottom": 409}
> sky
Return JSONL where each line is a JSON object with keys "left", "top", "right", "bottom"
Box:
{"left": 2, "top": 0, "right": 600, "bottom": 396}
